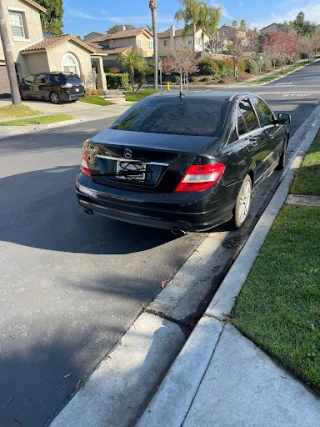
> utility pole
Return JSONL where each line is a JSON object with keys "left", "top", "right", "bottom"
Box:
{"left": 149, "top": 0, "right": 158, "bottom": 90}
{"left": 0, "top": 0, "right": 21, "bottom": 105}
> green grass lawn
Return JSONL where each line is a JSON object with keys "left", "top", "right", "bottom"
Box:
{"left": 0, "top": 104, "right": 42, "bottom": 120}
{"left": 0, "top": 114, "right": 74, "bottom": 126}
{"left": 125, "top": 89, "right": 159, "bottom": 102}
{"left": 249, "top": 60, "right": 314, "bottom": 85}
{"left": 291, "top": 131, "right": 320, "bottom": 196}
{"left": 231, "top": 130, "right": 320, "bottom": 392}
{"left": 79, "top": 96, "right": 114, "bottom": 106}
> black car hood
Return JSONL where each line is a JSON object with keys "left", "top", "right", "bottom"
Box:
{"left": 91, "top": 129, "right": 218, "bottom": 154}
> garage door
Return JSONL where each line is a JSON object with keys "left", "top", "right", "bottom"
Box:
{"left": 0, "top": 64, "right": 10, "bottom": 98}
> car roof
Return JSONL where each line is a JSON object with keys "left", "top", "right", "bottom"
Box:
{"left": 154, "top": 91, "right": 254, "bottom": 102}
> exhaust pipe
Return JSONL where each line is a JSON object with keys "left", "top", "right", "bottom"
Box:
{"left": 171, "top": 228, "right": 187, "bottom": 237}
{"left": 84, "top": 208, "right": 93, "bottom": 215}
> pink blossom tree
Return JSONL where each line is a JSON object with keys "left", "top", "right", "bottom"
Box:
{"left": 263, "top": 31, "right": 296, "bottom": 69}
{"left": 162, "top": 47, "right": 199, "bottom": 93}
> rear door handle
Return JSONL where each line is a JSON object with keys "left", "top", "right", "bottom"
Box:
{"left": 249, "top": 137, "right": 258, "bottom": 146}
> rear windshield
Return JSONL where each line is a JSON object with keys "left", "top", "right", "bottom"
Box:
{"left": 66, "top": 75, "right": 83, "bottom": 85}
{"left": 49, "top": 74, "right": 83, "bottom": 85}
{"left": 111, "top": 96, "right": 229, "bottom": 137}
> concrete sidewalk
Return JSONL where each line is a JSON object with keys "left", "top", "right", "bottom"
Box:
{"left": 137, "top": 108, "right": 320, "bottom": 427}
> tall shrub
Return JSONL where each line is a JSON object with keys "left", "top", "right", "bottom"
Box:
{"left": 106, "top": 73, "right": 129, "bottom": 89}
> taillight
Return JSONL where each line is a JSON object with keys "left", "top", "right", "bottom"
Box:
{"left": 80, "top": 153, "right": 91, "bottom": 178}
{"left": 175, "top": 163, "right": 225, "bottom": 192}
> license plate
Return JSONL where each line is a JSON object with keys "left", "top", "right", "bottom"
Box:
{"left": 116, "top": 161, "right": 146, "bottom": 182}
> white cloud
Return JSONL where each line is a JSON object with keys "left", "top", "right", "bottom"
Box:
{"left": 247, "top": 2, "right": 320, "bottom": 30}
{"left": 66, "top": 9, "right": 172, "bottom": 25}
{"left": 210, "top": 1, "right": 235, "bottom": 21}
{"left": 239, "top": 2, "right": 244, "bottom": 7}
{"left": 271, "top": 3, "right": 320, "bottom": 23}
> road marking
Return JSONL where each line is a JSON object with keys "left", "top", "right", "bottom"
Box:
{"left": 282, "top": 93, "right": 311, "bottom": 97}
{"left": 275, "top": 82, "right": 293, "bottom": 85}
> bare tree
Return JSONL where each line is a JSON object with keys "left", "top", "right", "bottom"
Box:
{"left": 0, "top": 0, "right": 21, "bottom": 105}
{"left": 296, "top": 35, "right": 316, "bottom": 58}
{"left": 162, "top": 47, "right": 199, "bottom": 94}
{"left": 222, "top": 22, "right": 258, "bottom": 78}
{"left": 149, "top": 0, "right": 158, "bottom": 90}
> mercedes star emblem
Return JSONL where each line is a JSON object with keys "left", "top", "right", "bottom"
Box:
{"left": 124, "top": 148, "right": 132, "bottom": 159}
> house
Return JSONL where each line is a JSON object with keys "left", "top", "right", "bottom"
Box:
{"left": 84, "top": 31, "right": 105, "bottom": 41}
{"left": 157, "top": 25, "right": 209, "bottom": 57}
{"left": 88, "top": 27, "right": 154, "bottom": 69}
{"left": 0, "top": 0, "right": 106, "bottom": 97}
{"left": 259, "top": 23, "right": 281, "bottom": 35}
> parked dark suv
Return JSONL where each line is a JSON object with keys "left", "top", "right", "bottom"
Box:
{"left": 19, "top": 72, "right": 85, "bottom": 104}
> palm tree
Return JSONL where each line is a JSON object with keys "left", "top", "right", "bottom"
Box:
{"left": 0, "top": 0, "right": 21, "bottom": 105}
{"left": 149, "top": 0, "right": 158, "bottom": 90}
{"left": 175, "top": 0, "right": 201, "bottom": 53}
{"left": 117, "top": 49, "right": 145, "bottom": 88}
{"left": 205, "top": 6, "right": 222, "bottom": 54}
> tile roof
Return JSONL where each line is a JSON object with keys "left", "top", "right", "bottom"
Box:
{"left": 21, "top": 34, "right": 96, "bottom": 53}
{"left": 87, "top": 43, "right": 132, "bottom": 56}
{"left": 90, "top": 27, "right": 151, "bottom": 43}
{"left": 23, "top": 0, "right": 46, "bottom": 13}
{"left": 158, "top": 28, "right": 192, "bottom": 39}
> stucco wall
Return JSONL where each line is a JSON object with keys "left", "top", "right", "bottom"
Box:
{"left": 47, "top": 41, "right": 93, "bottom": 82}
{"left": 105, "top": 34, "right": 153, "bottom": 57}
{"left": 24, "top": 52, "right": 49, "bottom": 74}
{"left": 0, "top": 0, "right": 44, "bottom": 70}
{"left": 158, "top": 28, "right": 209, "bottom": 57}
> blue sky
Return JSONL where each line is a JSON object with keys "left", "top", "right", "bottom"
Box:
{"left": 63, "top": 0, "right": 320, "bottom": 37}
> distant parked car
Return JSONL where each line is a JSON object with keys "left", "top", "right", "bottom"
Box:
{"left": 76, "top": 92, "right": 291, "bottom": 234}
{"left": 19, "top": 72, "right": 85, "bottom": 104}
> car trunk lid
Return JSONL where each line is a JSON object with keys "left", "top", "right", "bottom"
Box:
{"left": 84, "top": 129, "right": 218, "bottom": 193}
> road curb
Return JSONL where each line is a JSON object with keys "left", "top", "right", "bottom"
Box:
{"left": 136, "top": 105, "right": 320, "bottom": 426}
{"left": 49, "top": 313, "right": 188, "bottom": 427}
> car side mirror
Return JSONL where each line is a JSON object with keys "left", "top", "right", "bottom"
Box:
{"left": 277, "top": 113, "right": 291, "bottom": 125}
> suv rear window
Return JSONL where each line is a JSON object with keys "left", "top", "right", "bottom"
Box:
{"left": 66, "top": 76, "right": 83, "bottom": 86}
{"left": 111, "top": 97, "right": 229, "bottom": 137}
{"left": 49, "top": 74, "right": 83, "bottom": 86}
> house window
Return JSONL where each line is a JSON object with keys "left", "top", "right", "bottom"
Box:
{"left": 195, "top": 37, "right": 201, "bottom": 46}
{"left": 137, "top": 38, "right": 142, "bottom": 47}
{"left": 62, "top": 53, "right": 80, "bottom": 75}
{"left": 9, "top": 12, "right": 26, "bottom": 39}
{"left": 147, "top": 40, "right": 153, "bottom": 50}
{"left": 163, "top": 39, "right": 169, "bottom": 46}
{"left": 187, "top": 36, "right": 193, "bottom": 45}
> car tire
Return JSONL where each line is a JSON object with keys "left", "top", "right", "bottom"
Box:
{"left": 50, "top": 91, "right": 60, "bottom": 104}
{"left": 230, "top": 175, "right": 252, "bottom": 229}
{"left": 276, "top": 137, "right": 288, "bottom": 170}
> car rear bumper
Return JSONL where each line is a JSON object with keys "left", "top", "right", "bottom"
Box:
{"left": 76, "top": 175, "right": 234, "bottom": 232}
{"left": 60, "top": 91, "right": 85, "bottom": 101}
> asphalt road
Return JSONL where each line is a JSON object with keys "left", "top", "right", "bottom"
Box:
{"left": 0, "top": 60, "right": 319, "bottom": 427}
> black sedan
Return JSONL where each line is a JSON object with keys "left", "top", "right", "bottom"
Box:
{"left": 76, "top": 92, "right": 290, "bottom": 234}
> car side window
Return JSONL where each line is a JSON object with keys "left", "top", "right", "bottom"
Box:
{"left": 23, "top": 74, "right": 35, "bottom": 85}
{"left": 239, "top": 99, "right": 259, "bottom": 132}
{"left": 49, "top": 74, "right": 62, "bottom": 84}
{"left": 237, "top": 108, "right": 247, "bottom": 136}
{"left": 251, "top": 97, "right": 274, "bottom": 127}
{"left": 36, "top": 73, "right": 48, "bottom": 85}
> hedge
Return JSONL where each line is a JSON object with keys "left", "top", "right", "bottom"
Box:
{"left": 106, "top": 73, "right": 129, "bottom": 89}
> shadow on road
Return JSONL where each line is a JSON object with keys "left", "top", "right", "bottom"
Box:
{"left": 0, "top": 165, "right": 180, "bottom": 255}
